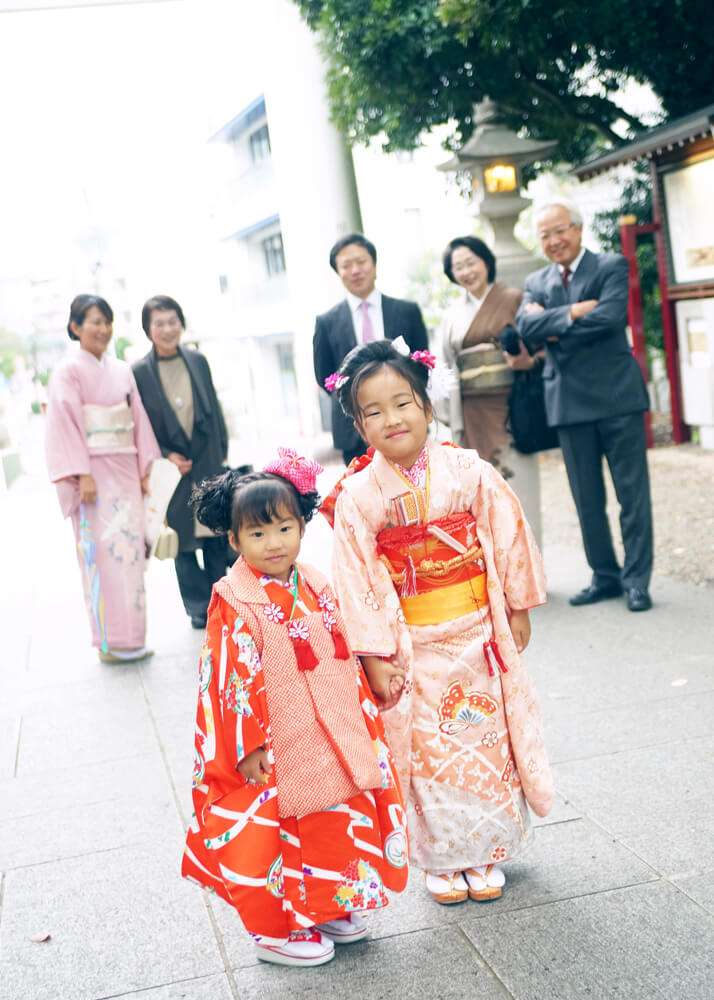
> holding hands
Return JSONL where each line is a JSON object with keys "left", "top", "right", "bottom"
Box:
{"left": 361, "top": 655, "right": 406, "bottom": 709}
{"left": 237, "top": 747, "right": 272, "bottom": 785}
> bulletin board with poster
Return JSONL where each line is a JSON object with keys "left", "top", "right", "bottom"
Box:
{"left": 662, "top": 154, "right": 714, "bottom": 287}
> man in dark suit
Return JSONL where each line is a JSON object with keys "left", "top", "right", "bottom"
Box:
{"left": 313, "top": 233, "right": 429, "bottom": 464}
{"left": 516, "top": 201, "right": 653, "bottom": 612}
{"left": 133, "top": 295, "right": 235, "bottom": 628}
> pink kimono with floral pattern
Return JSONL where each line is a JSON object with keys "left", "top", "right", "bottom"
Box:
{"left": 332, "top": 440, "right": 554, "bottom": 873}
{"left": 45, "top": 347, "right": 159, "bottom": 650}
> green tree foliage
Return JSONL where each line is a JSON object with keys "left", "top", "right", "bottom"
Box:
{"left": 294, "top": 0, "right": 712, "bottom": 161}
{"left": 591, "top": 165, "right": 663, "bottom": 353}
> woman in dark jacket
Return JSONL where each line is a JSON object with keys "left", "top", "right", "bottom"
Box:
{"left": 133, "top": 295, "right": 234, "bottom": 628}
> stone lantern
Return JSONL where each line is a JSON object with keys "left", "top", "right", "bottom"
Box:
{"left": 439, "top": 99, "right": 558, "bottom": 287}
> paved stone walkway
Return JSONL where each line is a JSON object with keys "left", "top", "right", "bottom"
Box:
{"left": 1, "top": 456, "right": 713, "bottom": 1000}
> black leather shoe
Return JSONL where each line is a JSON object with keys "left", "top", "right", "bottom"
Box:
{"left": 569, "top": 582, "right": 623, "bottom": 606}
{"left": 626, "top": 588, "right": 652, "bottom": 612}
{"left": 190, "top": 615, "right": 207, "bottom": 629}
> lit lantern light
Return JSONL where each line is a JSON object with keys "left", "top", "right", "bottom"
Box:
{"left": 484, "top": 162, "right": 518, "bottom": 194}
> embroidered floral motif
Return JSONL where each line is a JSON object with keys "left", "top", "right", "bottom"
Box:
{"left": 481, "top": 731, "right": 498, "bottom": 748}
{"left": 232, "top": 629, "right": 261, "bottom": 677}
{"left": 287, "top": 619, "right": 310, "bottom": 641}
{"left": 332, "top": 859, "right": 387, "bottom": 911}
{"left": 198, "top": 645, "right": 212, "bottom": 692}
{"left": 362, "top": 589, "right": 381, "bottom": 611}
{"left": 318, "top": 590, "right": 336, "bottom": 613}
{"left": 322, "top": 610, "right": 337, "bottom": 632}
{"left": 192, "top": 747, "right": 205, "bottom": 787}
{"left": 263, "top": 602, "right": 285, "bottom": 624}
{"left": 223, "top": 669, "right": 252, "bottom": 717}
{"left": 491, "top": 845, "right": 507, "bottom": 862}
{"left": 438, "top": 681, "right": 498, "bottom": 735}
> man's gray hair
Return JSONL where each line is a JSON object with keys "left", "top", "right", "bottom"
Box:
{"left": 533, "top": 199, "right": 584, "bottom": 229}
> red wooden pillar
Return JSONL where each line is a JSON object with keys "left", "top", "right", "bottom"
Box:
{"left": 619, "top": 218, "right": 654, "bottom": 447}
{"left": 649, "top": 162, "right": 690, "bottom": 444}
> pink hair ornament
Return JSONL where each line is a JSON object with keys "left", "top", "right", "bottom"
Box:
{"left": 263, "top": 448, "right": 324, "bottom": 495}
{"left": 324, "top": 372, "right": 349, "bottom": 393}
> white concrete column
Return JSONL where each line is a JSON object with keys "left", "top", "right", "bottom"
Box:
{"left": 257, "top": 0, "right": 362, "bottom": 439}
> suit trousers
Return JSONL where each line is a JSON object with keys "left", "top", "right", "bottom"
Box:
{"left": 557, "top": 413, "right": 653, "bottom": 590}
{"left": 174, "top": 536, "right": 236, "bottom": 619}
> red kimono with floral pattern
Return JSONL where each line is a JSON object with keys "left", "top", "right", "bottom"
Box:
{"left": 181, "top": 557, "right": 408, "bottom": 945}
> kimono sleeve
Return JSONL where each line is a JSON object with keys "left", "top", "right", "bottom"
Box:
{"left": 45, "top": 365, "right": 91, "bottom": 483}
{"left": 332, "top": 489, "right": 397, "bottom": 658}
{"left": 194, "top": 595, "right": 269, "bottom": 811}
{"left": 129, "top": 373, "right": 161, "bottom": 477}
{"left": 481, "top": 464, "right": 547, "bottom": 612}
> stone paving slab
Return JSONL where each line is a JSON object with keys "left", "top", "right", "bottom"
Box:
{"left": 365, "top": 816, "right": 656, "bottom": 941}
{"left": 673, "top": 870, "right": 714, "bottom": 916}
{"left": 0, "top": 842, "right": 223, "bottom": 1000}
{"left": 15, "top": 692, "right": 158, "bottom": 777}
{"left": 555, "top": 737, "right": 714, "bottom": 877}
{"left": 0, "top": 713, "right": 20, "bottom": 780}
{"left": 231, "top": 926, "right": 511, "bottom": 999}
{"left": 460, "top": 880, "right": 714, "bottom": 1000}
{"left": 106, "top": 973, "right": 235, "bottom": 1000}
{"left": 545, "top": 688, "right": 714, "bottom": 764}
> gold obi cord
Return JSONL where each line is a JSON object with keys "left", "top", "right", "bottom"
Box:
{"left": 377, "top": 512, "right": 489, "bottom": 627}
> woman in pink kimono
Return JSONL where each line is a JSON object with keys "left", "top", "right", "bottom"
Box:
{"left": 324, "top": 338, "right": 554, "bottom": 905}
{"left": 45, "top": 295, "right": 160, "bottom": 662}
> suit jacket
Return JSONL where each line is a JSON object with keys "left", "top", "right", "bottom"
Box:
{"left": 313, "top": 294, "right": 429, "bottom": 451}
{"left": 516, "top": 249, "right": 649, "bottom": 427}
{"left": 133, "top": 346, "right": 228, "bottom": 551}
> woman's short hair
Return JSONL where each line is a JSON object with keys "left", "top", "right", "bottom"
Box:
{"left": 442, "top": 236, "right": 497, "bottom": 285}
{"left": 141, "top": 295, "right": 186, "bottom": 337}
{"left": 329, "top": 233, "right": 377, "bottom": 272}
{"left": 67, "top": 294, "right": 113, "bottom": 340}
{"left": 336, "top": 339, "right": 431, "bottom": 422}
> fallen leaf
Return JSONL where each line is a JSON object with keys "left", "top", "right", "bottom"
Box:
{"left": 30, "top": 932, "right": 51, "bottom": 943}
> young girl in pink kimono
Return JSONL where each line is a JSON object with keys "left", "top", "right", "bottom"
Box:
{"left": 182, "top": 453, "right": 408, "bottom": 968}
{"left": 45, "top": 295, "right": 159, "bottom": 662}
{"left": 324, "top": 338, "right": 554, "bottom": 905}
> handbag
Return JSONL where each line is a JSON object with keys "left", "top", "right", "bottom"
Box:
{"left": 153, "top": 524, "right": 179, "bottom": 560}
{"left": 507, "top": 366, "right": 560, "bottom": 454}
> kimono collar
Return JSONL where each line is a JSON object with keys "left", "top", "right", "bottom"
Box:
{"left": 224, "top": 556, "right": 323, "bottom": 606}
{"left": 370, "top": 438, "right": 441, "bottom": 502}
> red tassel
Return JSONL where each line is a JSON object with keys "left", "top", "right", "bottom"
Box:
{"left": 483, "top": 638, "right": 509, "bottom": 678}
{"left": 291, "top": 634, "right": 319, "bottom": 671}
{"left": 331, "top": 628, "right": 350, "bottom": 660}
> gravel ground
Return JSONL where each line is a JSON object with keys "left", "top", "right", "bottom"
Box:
{"left": 539, "top": 443, "right": 714, "bottom": 588}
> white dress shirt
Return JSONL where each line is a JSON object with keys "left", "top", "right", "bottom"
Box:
{"left": 557, "top": 247, "right": 586, "bottom": 278}
{"left": 346, "top": 288, "right": 384, "bottom": 343}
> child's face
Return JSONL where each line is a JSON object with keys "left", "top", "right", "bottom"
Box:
{"left": 230, "top": 506, "right": 303, "bottom": 583}
{"left": 355, "top": 365, "right": 431, "bottom": 468}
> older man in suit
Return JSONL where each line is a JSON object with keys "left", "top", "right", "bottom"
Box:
{"left": 313, "top": 233, "right": 429, "bottom": 464}
{"left": 515, "top": 201, "right": 653, "bottom": 612}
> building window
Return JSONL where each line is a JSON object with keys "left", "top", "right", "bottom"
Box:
{"left": 218, "top": 274, "right": 229, "bottom": 294}
{"left": 262, "top": 233, "right": 286, "bottom": 277}
{"left": 249, "top": 124, "right": 271, "bottom": 164}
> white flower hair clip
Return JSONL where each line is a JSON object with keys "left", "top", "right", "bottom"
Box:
{"left": 390, "top": 335, "right": 456, "bottom": 403}
{"left": 391, "top": 335, "right": 411, "bottom": 357}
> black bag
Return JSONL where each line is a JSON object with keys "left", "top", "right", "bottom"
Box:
{"left": 507, "top": 367, "right": 560, "bottom": 455}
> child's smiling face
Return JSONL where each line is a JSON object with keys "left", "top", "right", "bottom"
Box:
{"left": 355, "top": 365, "right": 431, "bottom": 469}
{"left": 230, "top": 504, "right": 303, "bottom": 583}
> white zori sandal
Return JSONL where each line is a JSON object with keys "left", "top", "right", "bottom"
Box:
{"left": 255, "top": 929, "right": 335, "bottom": 967}
{"left": 425, "top": 871, "right": 469, "bottom": 905}
{"left": 463, "top": 864, "right": 506, "bottom": 901}
{"left": 317, "top": 912, "right": 369, "bottom": 944}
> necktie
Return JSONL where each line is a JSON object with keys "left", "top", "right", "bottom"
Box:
{"left": 359, "top": 300, "right": 375, "bottom": 342}
{"left": 561, "top": 267, "right": 572, "bottom": 290}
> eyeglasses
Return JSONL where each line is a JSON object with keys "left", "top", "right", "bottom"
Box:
{"left": 538, "top": 223, "right": 579, "bottom": 243}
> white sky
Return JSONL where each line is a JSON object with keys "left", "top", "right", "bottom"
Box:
{"left": 0, "top": 0, "right": 267, "bottom": 311}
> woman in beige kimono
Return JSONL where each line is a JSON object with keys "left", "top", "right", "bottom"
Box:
{"left": 439, "top": 236, "right": 542, "bottom": 544}
{"left": 324, "top": 339, "right": 554, "bottom": 907}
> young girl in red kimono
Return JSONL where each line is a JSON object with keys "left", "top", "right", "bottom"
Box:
{"left": 181, "top": 451, "right": 408, "bottom": 967}
{"left": 322, "top": 339, "right": 554, "bottom": 906}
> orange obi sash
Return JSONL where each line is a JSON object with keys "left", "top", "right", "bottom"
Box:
{"left": 376, "top": 512, "right": 488, "bottom": 626}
